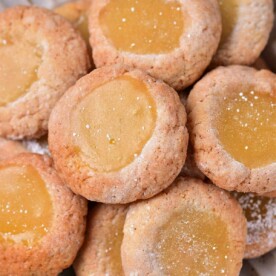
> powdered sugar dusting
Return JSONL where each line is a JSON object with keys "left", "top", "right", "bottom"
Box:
{"left": 234, "top": 192, "right": 276, "bottom": 248}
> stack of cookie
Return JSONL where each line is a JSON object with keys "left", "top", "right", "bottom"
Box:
{"left": 0, "top": 0, "right": 275, "bottom": 275}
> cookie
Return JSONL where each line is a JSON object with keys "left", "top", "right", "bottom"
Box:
{"left": 0, "top": 153, "right": 87, "bottom": 275}
{"left": 88, "top": 0, "right": 221, "bottom": 90}
{"left": 0, "top": 6, "right": 90, "bottom": 139}
{"left": 49, "top": 65, "right": 188, "bottom": 203}
{"left": 212, "top": 0, "right": 274, "bottom": 66}
{"left": 187, "top": 66, "right": 276, "bottom": 194}
{"left": 74, "top": 204, "right": 128, "bottom": 275}
{"left": 122, "top": 177, "right": 247, "bottom": 275}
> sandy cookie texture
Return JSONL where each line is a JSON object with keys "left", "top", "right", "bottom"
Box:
{"left": 187, "top": 66, "right": 276, "bottom": 194}
{"left": 74, "top": 204, "right": 128, "bottom": 276}
{"left": 49, "top": 65, "right": 188, "bottom": 204}
{"left": 0, "top": 6, "right": 90, "bottom": 139}
{"left": 212, "top": 0, "right": 274, "bottom": 66}
{"left": 121, "top": 177, "right": 247, "bottom": 275}
{"left": 0, "top": 153, "right": 87, "bottom": 275}
{"left": 179, "top": 92, "right": 205, "bottom": 180}
{"left": 88, "top": 0, "right": 221, "bottom": 90}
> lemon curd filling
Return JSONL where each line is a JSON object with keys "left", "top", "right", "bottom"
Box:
{"left": 99, "top": 0, "right": 184, "bottom": 54}
{"left": 0, "top": 165, "right": 53, "bottom": 246}
{"left": 217, "top": 90, "right": 276, "bottom": 169}
{"left": 103, "top": 214, "right": 126, "bottom": 275}
{"left": 0, "top": 36, "right": 42, "bottom": 107}
{"left": 55, "top": 2, "right": 89, "bottom": 44}
{"left": 157, "top": 208, "right": 233, "bottom": 275}
{"left": 218, "top": 0, "right": 240, "bottom": 44}
{"left": 71, "top": 75, "right": 156, "bottom": 173}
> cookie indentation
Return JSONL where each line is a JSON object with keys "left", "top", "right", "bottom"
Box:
{"left": 71, "top": 75, "right": 156, "bottom": 173}
{"left": 157, "top": 208, "right": 232, "bottom": 275}
{"left": 217, "top": 90, "right": 276, "bottom": 168}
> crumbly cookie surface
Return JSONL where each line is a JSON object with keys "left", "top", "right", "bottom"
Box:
{"left": 212, "top": 0, "right": 274, "bottom": 66}
{"left": 74, "top": 204, "right": 128, "bottom": 276}
{"left": 187, "top": 66, "right": 276, "bottom": 194}
{"left": 49, "top": 65, "right": 188, "bottom": 203}
{"left": 0, "top": 6, "right": 90, "bottom": 139}
{"left": 89, "top": 0, "right": 221, "bottom": 90}
{"left": 0, "top": 153, "right": 87, "bottom": 275}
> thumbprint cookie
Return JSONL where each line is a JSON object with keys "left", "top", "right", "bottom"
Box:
{"left": 0, "top": 6, "right": 90, "bottom": 139}
{"left": 49, "top": 65, "right": 188, "bottom": 203}
{"left": 233, "top": 192, "right": 276, "bottom": 259}
{"left": 88, "top": 0, "right": 221, "bottom": 90}
{"left": 121, "top": 177, "right": 247, "bottom": 275}
{"left": 74, "top": 204, "right": 128, "bottom": 276}
{"left": 213, "top": 0, "right": 274, "bottom": 66}
{"left": 0, "top": 153, "right": 87, "bottom": 275}
{"left": 187, "top": 66, "right": 276, "bottom": 194}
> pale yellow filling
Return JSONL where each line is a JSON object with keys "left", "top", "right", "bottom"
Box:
{"left": 0, "top": 165, "right": 53, "bottom": 246}
{"left": 99, "top": 0, "right": 184, "bottom": 54}
{"left": 0, "top": 37, "right": 41, "bottom": 107}
{"left": 217, "top": 90, "right": 276, "bottom": 168}
{"left": 157, "top": 208, "right": 234, "bottom": 275}
{"left": 71, "top": 75, "right": 156, "bottom": 173}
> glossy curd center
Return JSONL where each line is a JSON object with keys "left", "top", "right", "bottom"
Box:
{"left": 0, "top": 165, "right": 53, "bottom": 246}
{"left": 217, "top": 90, "right": 276, "bottom": 168}
{"left": 0, "top": 36, "right": 41, "bottom": 107}
{"left": 157, "top": 208, "right": 233, "bottom": 275}
{"left": 99, "top": 0, "right": 184, "bottom": 54}
{"left": 71, "top": 75, "right": 156, "bottom": 173}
